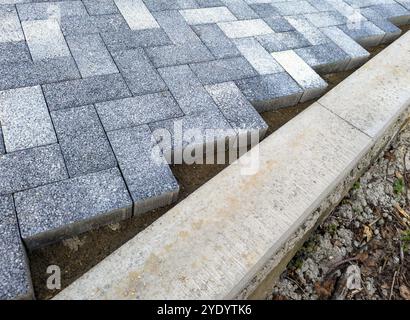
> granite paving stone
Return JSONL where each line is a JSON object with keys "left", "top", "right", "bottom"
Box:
{"left": 143, "top": 0, "right": 199, "bottom": 11}
{"left": 17, "top": 1, "right": 88, "bottom": 21}
{"left": 65, "top": 33, "right": 118, "bottom": 78}
{"left": 82, "top": 0, "right": 118, "bottom": 15}
{"left": 114, "top": 0, "right": 160, "bottom": 30}
{"left": 0, "top": 41, "right": 31, "bottom": 65}
{"left": 256, "top": 31, "right": 311, "bottom": 52}
{"left": 360, "top": 7, "right": 402, "bottom": 43}
{"left": 0, "top": 86, "right": 57, "bottom": 152}
{"left": 338, "top": 20, "right": 385, "bottom": 47}
{"left": 217, "top": 18, "right": 274, "bottom": 38}
{"left": 0, "top": 195, "right": 33, "bottom": 300}
{"left": 180, "top": 7, "right": 237, "bottom": 24}
{"left": 51, "top": 105, "right": 117, "bottom": 177}
{"left": 285, "top": 15, "right": 330, "bottom": 45}
{"left": 0, "top": 5, "right": 25, "bottom": 43}
{"left": 273, "top": 1, "right": 318, "bottom": 15}
{"left": 0, "top": 144, "right": 68, "bottom": 195}
{"left": 107, "top": 125, "right": 179, "bottom": 215}
{"left": 220, "top": 0, "right": 259, "bottom": 19}
{"left": 96, "top": 91, "right": 184, "bottom": 131}
{"left": 60, "top": 14, "right": 129, "bottom": 36}
{"left": 42, "top": 73, "right": 131, "bottom": 110}
{"left": 14, "top": 167, "right": 133, "bottom": 248}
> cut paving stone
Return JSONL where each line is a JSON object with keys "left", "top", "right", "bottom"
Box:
{"left": 0, "top": 195, "right": 33, "bottom": 300}
{"left": 0, "top": 57, "right": 80, "bottom": 91}
{"left": 22, "top": 19, "right": 71, "bottom": 61}
{"left": 180, "top": 6, "right": 237, "bottom": 24}
{"left": 0, "top": 144, "right": 68, "bottom": 196}
{"left": 114, "top": 0, "right": 160, "bottom": 30}
{"left": 272, "top": 50, "right": 327, "bottom": 102}
{"left": 192, "top": 23, "right": 241, "bottom": 59}
{"left": 107, "top": 125, "right": 179, "bottom": 215}
{"left": 217, "top": 19, "right": 273, "bottom": 38}
{"left": 233, "top": 37, "right": 284, "bottom": 75}
{"left": 51, "top": 105, "right": 117, "bottom": 177}
{"left": 360, "top": 7, "right": 402, "bottom": 43}
{"left": 96, "top": 91, "right": 183, "bottom": 131}
{"left": 320, "top": 26, "right": 370, "bottom": 69}
{"left": 15, "top": 168, "right": 132, "bottom": 249}
{"left": 111, "top": 48, "right": 167, "bottom": 95}
{"left": 338, "top": 21, "right": 385, "bottom": 47}
{"left": 294, "top": 42, "right": 351, "bottom": 73}
{"left": 43, "top": 73, "right": 131, "bottom": 110}
{"left": 0, "top": 86, "right": 57, "bottom": 153}
{"left": 0, "top": 5, "right": 24, "bottom": 43}
{"left": 190, "top": 57, "right": 258, "bottom": 85}
{"left": 65, "top": 34, "right": 118, "bottom": 78}
{"left": 17, "top": 1, "right": 88, "bottom": 21}
{"left": 235, "top": 73, "right": 303, "bottom": 112}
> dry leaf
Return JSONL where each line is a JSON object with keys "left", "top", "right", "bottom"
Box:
{"left": 315, "top": 279, "right": 335, "bottom": 299}
{"left": 363, "top": 225, "right": 373, "bottom": 242}
{"left": 399, "top": 285, "right": 410, "bottom": 300}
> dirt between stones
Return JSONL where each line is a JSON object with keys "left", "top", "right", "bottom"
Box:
{"left": 30, "top": 28, "right": 410, "bottom": 300}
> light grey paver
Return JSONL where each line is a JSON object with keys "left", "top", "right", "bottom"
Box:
{"left": 15, "top": 168, "right": 132, "bottom": 248}
{"left": 22, "top": 19, "right": 71, "bottom": 61}
{"left": 0, "top": 86, "right": 57, "bottom": 152}
{"left": 304, "top": 10, "right": 347, "bottom": 27}
{"left": 0, "top": 144, "right": 68, "bottom": 195}
{"left": 143, "top": 0, "right": 199, "bottom": 12}
{"left": 0, "top": 5, "right": 24, "bottom": 43}
{"left": 272, "top": 50, "right": 327, "bottom": 102}
{"left": 114, "top": 0, "right": 160, "bottom": 30}
{"left": 285, "top": 15, "right": 330, "bottom": 45}
{"left": 220, "top": 0, "right": 259, "bottom": 19}
{"left": 108, "top": 125, "right": 179, "bottom": 215}
{"left": 111, "top": 48, "right": 166, "bottom": 95}
{"left": 180, "top": 7, "right": 237, "bottom": 24}
{"left": 233, "top": 37, "right": 284, "bottom": 75}
{"left": 96, "top": 92, "right": 183, "bottom": 131}
{"left": 17, "top": 1, "right": 88, "bottom": 21}
{"left": 51, "top": 105, "right": 117, "bottom": 177}
{"left": 42, "top": 73, "right": 131, "bottom": 110}
{"left": 273, "top": 1, "right": 318, "bottom": 15}
{"left": 217, "top": 19, "right": 274, "bottom": 38}
{"left": 0, "top": 195, "right": 33, "bottom": 300}
{"left": 256, "top": 31, "right": 311, "bottom": 52}
{"left": 66, "top": 34, "right": 118, "bottom": 78}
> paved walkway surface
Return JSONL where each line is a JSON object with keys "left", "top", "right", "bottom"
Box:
{"left": 0, "top": 0, "right": 409, "bottom": 299}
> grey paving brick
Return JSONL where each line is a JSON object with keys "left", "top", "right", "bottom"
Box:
{"left": 15, "top": 168, "right": 132, "bottom": 248}
{"left": 107, "top": 125, "right": 179, "bottom": 215}
{"left": 205, "top": 81, "right": 268, "bottom": 136}
{"left": 51, "top": 105, "right": 117, "bottom": 177}
{"left": 294, "top": 42, "right": 351, "bottom": 73}
{"left": 196, "top": 0, "right": 224, "bottom": 7}
{"left": 320, "top": 26, "right": 370, "bottom": 69}
{"left": 338, "top": 21, "right": 385, "bottom": 47}
{"left": 304, "top": 10, "right": 347, "bottom": 27}
{"left": 307, "top": 0, "right": 335, "bottom": 12}
{"left": 218, "top": 19, "right": 274, "bottom": 38}
{"left": 272, "top": 50, "right": 328, "bottom": 102}
{"left": 157, "top": 64, "right": 220, "bottom": 115}
{"left": 17, "top": 1, "right": 88, "bottom": 21}
{"left": 114, "top": 0, "right": 160, "bottom": 30}
{"left": 0, "top": 144, "right": 68, "bottom": 195}
{"left": 248, "top": 3, "right": 279, "bottom": 17}
{"left": 180, "top": 6, "right": 237, "bottom": 24}
{"left": 101, "top": 28, "right": 172, "bottom": 51}
{"left": 192, "top": 23, "right": 241, "bottom": 59}
{"left": 262, "top": 16, "right": 296, "bottom": 32}
{"left": 82, "top": 0, "right": 118, "bottom": 15}
{"left": 285, "top": 15, "right": 330, "bottom": 45}
{"left": 111, "top": 48, "right": 166, "bottom": 95}
{"left": 43, "top": 73, "right": 131, "bottom": 111}
{"left": 190, "top": 57, "right": 258, "bottom": 85}
{"left": 143, "top": 0, "right": 199, "bottom": 11}
{"left": 146, "top": 42, "right": 214, "bottom": 68}
{"left": 0, "top": 41, "right": 31, "bottom": 64}
{"left": 257, "top": 31, "right": 311, "bottom": 53}
{"left": 66, "top": 34, "right": 118, "bottom": 78}
{"left": 360, "top": 7, "right": 402, "bottom": 43}
{"left": 0, "top": 195, "right": 33, "bottom": 300}
{"left": 61, "top": 14, "right": 128, "bottom": 36}
{"left": 0, "top": 57, "right": 80, "bottom": 91}
{"left": 96, "top": 92, "right": 183, "bottom": 131}
{"left": 0, "top": 86, "right": 57, "bottom": 153}
{"left": 233, "top": 37, "right": 284, "bottom": 75}
{"left": 396, "top": 0, "right": 410, "bottom": 10}
{"left": 220, "top": 0, "right": 258, "bottom": 19}
{"left": 0, "top": 5, "right": 25, "bottom": 43}
{"left": 235, "top": 73, "right": 303, "bottom": 112}
{"left": 372, "top": 3, "right": 410, "bottom": 25}
{"left": 273, "top": 1, "right": 318, "bottom": 15}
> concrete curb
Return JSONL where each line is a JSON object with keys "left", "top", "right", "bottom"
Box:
{"left": 55, "top": 31, "right": 410, "bottom": 300}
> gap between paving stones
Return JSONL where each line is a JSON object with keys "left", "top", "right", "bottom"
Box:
{"left": 54, "top": 28, "right": 410, "bottom": 300}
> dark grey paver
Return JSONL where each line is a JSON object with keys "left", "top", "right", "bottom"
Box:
{"left": 15, "top": 168, "right": 132, "bottom": 249}
{"left": 17, "top": 1, "right": 88, "bottom": 21}
{"left": 190, "top": 57, "right": 258, "bottom": 85}
{"left": 220, "top": 0, "right": 258, "bottom": 20}
{"left": 42, "top": 73, "right": 131, "bottom": 111}
{"left": 83, "top": 0, "right": 118, "bottom": 15}
{"left": 0, "top": 57, "right": 80, "bottom": 91}
{"left": 96, "top": 92, "right": 183, "bottom": 132}
{"left": 0, "top": 144, "right": 68, "bottom": 196}
{"left": 0, "top": 195, "right": 33, "bottom": 300}
{"left": 108, "top": 125, "right": 179, "bottom": 215}
{"left": 111, "top": 48, "right": 167, "bottom": 95}
{"left": 338, "top": 21, "right": 385, "bottom": 47}
{"left": 257, "top": 31, "right": 310, "bottom": 52}
{"left": 360, "top": 7, "right": 402, "bottom": 43}
{"left": 143, "top": 0, "right": 198, "bottom": 12}
{"left": 249, "top": 3, "right": 279, "bottom": 17}
{"left": 235, "top": 73, "right": 303, "bottom": 112}
{"left": 51, "top": 105, "right": 117, "bottom": 177}
{"left": 61, "top": 14, "right": 128, "bottom": 36}
{"left": 0, "top": 41, "right": 31, "bottom": 64}
{"left": 262, "top": 16, "right": 296, "bottom": 32}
